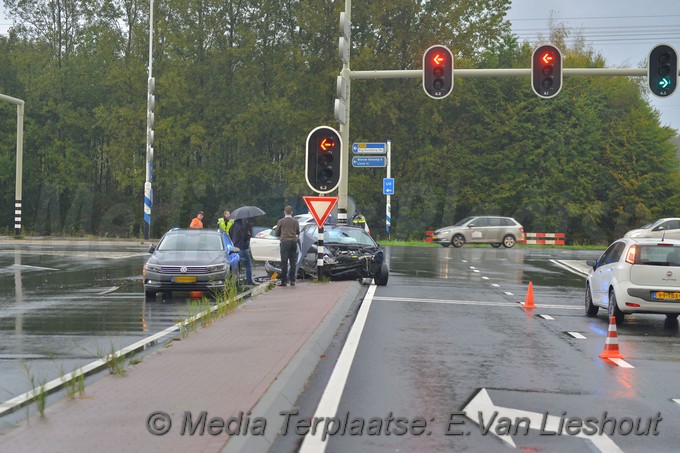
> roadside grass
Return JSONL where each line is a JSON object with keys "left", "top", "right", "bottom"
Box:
{"left": 22, "top": 363, "right": 47, "bottom": 416}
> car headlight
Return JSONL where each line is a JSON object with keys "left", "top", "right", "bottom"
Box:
{"left": 207, "top": 263, "right": 227, "bottom": 272}
{"left": 144, "top": 263, "right": 162, "bottom": 272}
{"left": 436, "top": 229, "right": 450, "bottom": 235}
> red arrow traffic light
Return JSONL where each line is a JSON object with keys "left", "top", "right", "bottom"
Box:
{"left": 531, "top": 45, "right": 562, "bottom": 98}
{"left": 423, "top": 45, "right": 454, "bottom": 99}
{"left": 319, "top": 138, "right": 334, "bottom": 151}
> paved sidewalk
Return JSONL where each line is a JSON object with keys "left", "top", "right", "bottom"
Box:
{"left": 0, "top": 280, "right": 362, "bottom": 453}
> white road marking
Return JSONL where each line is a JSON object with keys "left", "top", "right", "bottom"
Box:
{"left": 609, "top": 358, "right": 635, "bottom": 368}
{"left": 461, "top": 260, "right": 468, "bottom": 263}
{"left": 482, "top": 276, "right": 489, "bottom": 280}
{"left": 373, "top": 296, "right": 582, "bottom": 310}
{"left": 503, "top": 291, "right": 514, "bottom": 296}
{"left": 539, "top": 314, "right": 555, "bottom": 320}
{"left": 464, "top": 388, "right": 622, "bottom": 452}
{"left": 672, "top": 398, "right": 680, "bottom": 405}
{"left": 491, "top": 283, "right": 500, "bottom": 287}
{"left": 299, "top": 285, "right": 377, "bottom": 452}
{"left": 473, "top": 269, "right": 480, "bottom": 273}
{"left": 567, "top": 332, "right": 587, "bottom": 339}
{"left": 469, "top": 266, "right": 476, "bottom": 269}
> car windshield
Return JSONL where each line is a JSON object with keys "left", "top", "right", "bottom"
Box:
{"left": 157, "top": 232, "right": 225, "bottom": 251}
{"left": 321, "top": 228, "right": 376, "bottom": 246}
{"left": 453, "top": 217, "right": 474, "bottom": 227}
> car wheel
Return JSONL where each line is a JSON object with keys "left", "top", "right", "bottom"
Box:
{"left": 608, "top": 289, "right": 624, "bottom": 325}
{"left": 451, "top": 234, "right": 465, "bottom": 248}
{"left": 491, "top": 243, "right": 501, "bottom": 248}
{"left": 374, "top": 262, "right": 389, "bottom": 286}
{"left": 145, "top": 290, "right": 156, "bottom": 299}
{"left": 666, "top": 313, "right": 679, "bottom": 320}
{"left": 502, "top": 234, "right": 516, "bottom": 248}
{"left": 585, "top": 285, "right": 598, "bottom": 317}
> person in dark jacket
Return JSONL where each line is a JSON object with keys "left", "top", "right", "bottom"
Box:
{"left": 275, "top": 205, "right": 300, "bottom": 287}
{"left": 230, "top": 218, "right": 254, "bottom": 285}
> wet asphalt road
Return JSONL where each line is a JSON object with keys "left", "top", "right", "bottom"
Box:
{"left": 277, "top": 246, "right": 680, "bottom": 453}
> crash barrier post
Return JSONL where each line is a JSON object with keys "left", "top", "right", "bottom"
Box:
{"left": 519, "top": 232, "right": 565, "bottom": 245}
{"left": 425, "top": 231, "right": 434, "bottom": 242}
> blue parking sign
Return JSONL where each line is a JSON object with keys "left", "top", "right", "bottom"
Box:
{"left": 383, "top": 178, "right": 395, "bottom": 195}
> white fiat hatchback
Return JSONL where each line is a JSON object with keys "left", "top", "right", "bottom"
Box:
{"left": 585, "top": 237, "right": 680, "bottom": 325}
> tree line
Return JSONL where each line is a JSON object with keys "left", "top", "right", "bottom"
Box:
{"left": 0, "top": 0, "right": 677, "bottom": 243}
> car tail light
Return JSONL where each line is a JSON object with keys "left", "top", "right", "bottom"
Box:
{"left": 625, "top": 302, "right": 640, "bottom": 308}
{"left": 625, "top": 245, "right": 637, "bottom": 264}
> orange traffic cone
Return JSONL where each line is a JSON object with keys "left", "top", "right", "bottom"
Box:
{"left": 523, "top": 281, "right": 535, "bottom": 309}
{"left": 599, "top": 316, "right": 624, "bottom": 360}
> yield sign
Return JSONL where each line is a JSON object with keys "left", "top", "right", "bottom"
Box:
{"left": 303, "top": 196, "right": 339, "bottom": 228}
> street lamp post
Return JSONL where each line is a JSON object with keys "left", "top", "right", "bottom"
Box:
{"left": 143, "top": 0, "right": 155, "bottom": 240}
{"left": 0, "top": 93, "right": 24, "bottom": 236}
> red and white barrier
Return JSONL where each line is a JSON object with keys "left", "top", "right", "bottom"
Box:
{"left": 520, "top": 232, "right": 565, "bottom": 245}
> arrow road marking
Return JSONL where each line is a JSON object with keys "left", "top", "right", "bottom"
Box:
{"left": 463, "top": 388, "right": 622, "bottom": 452}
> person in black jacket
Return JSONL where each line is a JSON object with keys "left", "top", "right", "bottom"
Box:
{"left": 230, "top": 218, "right": 254, "bottom": 285}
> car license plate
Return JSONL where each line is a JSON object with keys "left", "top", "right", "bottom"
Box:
{"left": 652, "top": 291, "right": 680, "bottom": 301}
{"left": 173, "top": 276, "right": 197, "bottom": 283}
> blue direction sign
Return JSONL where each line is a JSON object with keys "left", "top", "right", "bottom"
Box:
{"left": 352, "top": 142, "right": 387, "bottom": 154}
{"left": 352, "top": 156, "right": 387, "bottom": 167}
{"left": 383, "top": 178, "right": 395, "bottom": 195}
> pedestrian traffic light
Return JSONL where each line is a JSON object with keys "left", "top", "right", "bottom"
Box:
{"left": 423, "top": 45, "right": 453, "bottom": 99}
{"left": 649, "top": 44, "right": 677, "bottom": 97}
{"left": 305, "top": 126, "right": 342, "bottom": 194}
{"left": 531, "top": 45, "right": 562, "bottom": 99}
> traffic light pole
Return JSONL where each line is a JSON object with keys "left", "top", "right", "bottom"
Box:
{"left": 336, "top": 0, "right": 352, "bottom": 226}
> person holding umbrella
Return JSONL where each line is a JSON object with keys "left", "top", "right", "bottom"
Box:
{"left": 229, "top": 206, "right": 265, "bottom": 285}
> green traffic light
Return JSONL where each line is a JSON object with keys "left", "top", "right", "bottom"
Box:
{"left": 658, "top": 77, "right": 671, "bottom": 89}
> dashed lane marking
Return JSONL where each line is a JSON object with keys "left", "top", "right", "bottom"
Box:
{"left": 567, "top": 332, "right": 587, "bottom": 339}
{"left": 609, "top": 358, "right": 635, "bottom": 368}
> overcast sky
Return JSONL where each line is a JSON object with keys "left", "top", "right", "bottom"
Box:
{"left": 1, "top": 1, "right": 679, "bottom": 131}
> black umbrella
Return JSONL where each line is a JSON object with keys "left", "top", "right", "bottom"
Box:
{"left": 231, "top": 205, "right": 266, "bottom": 220}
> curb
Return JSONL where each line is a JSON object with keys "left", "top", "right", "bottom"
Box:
{"left": 221, "top": 282, "right": 362, "bottom": 453}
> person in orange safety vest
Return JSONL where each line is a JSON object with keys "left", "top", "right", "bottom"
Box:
{"left": 189, "top": 211, "right": 204, "bottom": 228}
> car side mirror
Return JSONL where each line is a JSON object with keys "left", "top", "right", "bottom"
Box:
{"left": 230, "top": 246, "right": 240, "bottom": 254}
{"left": 148, "top": 244, "right": 156, "bottom": 254}
{"left": 468, "top": 224, "right": 474, "bottom": 228}
{"left": 586, "top": 259, "right": 597, "bottom": 269}
{"left": 654, "top": 226, "right": 665, "bottom": 231}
